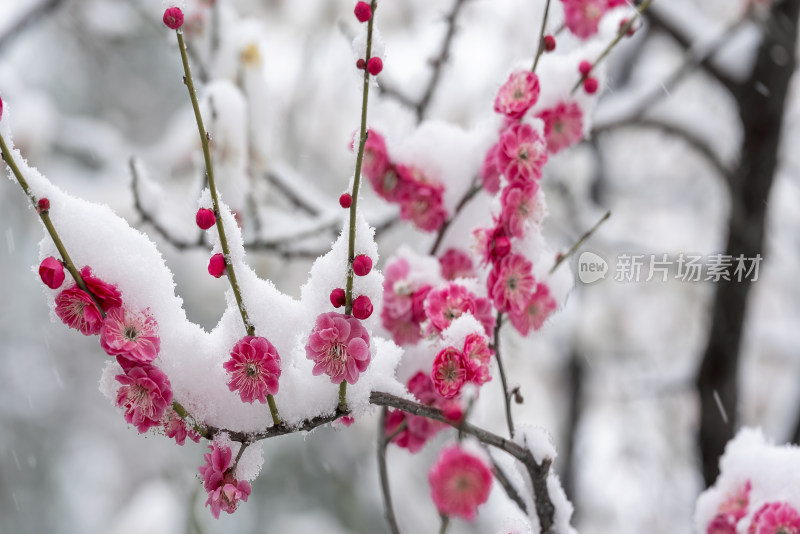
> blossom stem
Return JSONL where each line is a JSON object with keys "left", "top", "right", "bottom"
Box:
{"left": 174, "top": 29, "right": 281, "bottom": 426}
{"left": 531, "top": 0, "right": 552, "bottom": 73}
{"left": 570, "top": 0, "right": 654, "bottom": 94}
{"left": 0, "top": 132, "right": 104, "bottom": 316}
{"left": 549, "top": 210, "right": 610, "bottom": 274}
{"left": 438, "top": 515, "right": 450, "bottom": 534}
{"left": 338, "top": 382, "right": 347, "bottom": 412}
{"left": 172, "top": 400, "right": 211, "bottom": 439}
{"left": 342, "top": 0, "right": 378, "bottom": 411}
{"left": 492, "top": 312, "right": 515, "bottom": 437}
{"left": 231, "top": 441, "right": 249, "bottom": 475}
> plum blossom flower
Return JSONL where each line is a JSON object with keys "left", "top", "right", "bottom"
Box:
{"left": 431, "top": 346, "right": 468, "bottom": 398}
{"left": 223, "top": 336, "right": 281, "bottom": 403}
{"left": 508, "top": 282, "right": 558, "bottom": 335}
{"left": 480, "top": 142, "right": 502, "bottom": 194}
{"left": 494, "top": 70, "right": 541, "bottom": 119}
{"left": 487, "top": 254, "right": 536, "bottom": 313}
{"left": 473, "top": 223, "right": 511, "bottom": 266}
{"left": 381, "top": 258, "right": 432, "bottom": 345}
{"left": 100, "top": 307, "right": 160, "bottom": 363}
{"left": 55, "top": 286, "right": 104, "bottom": 336}
{"left": 707, "top": 514, "right": 737, "bottom": 534}
{"left": 497, "top": 123, "right": 548, "bottom": 184}
{"left": 500, "top": 182, "right": 539, "bottom": 239}
{"left": 306, "top": 312, "right": 371, "bottom": 384}
{"left": 424, "top": 283, "right": 495, "bottom": 336}
{"left": 362, "top": 129, "right": 392, "bottom": 187}
{"left": 428, "top": 445, "right": 493, "bottom": 520}
{"left": 198, "top": 443, "right": 252, "bottom": 519}
{"left": 562, "top": 0, "right": 608, "bottom": 39}
{"left": 439, "top": 248, "right": 476, "bottom": 281}
{"left": 537, "top": 101, "right": 584, "bottom": 154}
{"left": 748, "top": 502, "right": 800, "bottom": 534}
{"left": 385, "top": 372, "right": 458, "bottom": 452}
{"left": 463, "top": 333, "right": 494, "bottom": 385}
{"left": 396, "top": 165, "right": 447, "bottom": 232}
{"left": 718, "top": 480, "right": 751, "bottom": 522}
{"left": 115, "top": 359, "right": 173, "bottom": 433}
{"left": 80, "top": 266, "right": 122, "bottom": 312}
{"left": 163, "top": 409, "right": 201, "bottom": 446}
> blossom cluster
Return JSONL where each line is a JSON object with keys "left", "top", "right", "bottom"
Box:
{"left": 705, "top": 481, "right": 800, "bottom": 534}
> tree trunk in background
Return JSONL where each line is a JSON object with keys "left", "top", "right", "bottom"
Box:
{"left": 697, "top": 0, "right": 800, "bottom": 486}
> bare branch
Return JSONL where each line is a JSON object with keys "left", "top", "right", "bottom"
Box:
{"left": 377, "top": 407, "right": 402, "bottom": 534}
{"left": 489, "top": 454, "right": 528, "bottom": 514}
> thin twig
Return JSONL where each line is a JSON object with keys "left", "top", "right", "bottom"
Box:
{"left": 492, "top": 311, "right": 515, "bottom": 437}
{"left": 490, "top": 455, "right": 528, "bottom": 513}
{"left": 174, "top": 28, "right": 281, "bottom": 425}
{"left": 531, "top": 0, "right": 552, "bottom": 73}
{"left": 377, "top": 407, "right": 401, "bottom": 534}
{"left": 438, "top": 515, "right": 450, "bottom": 534}
{"left": 550, "top": 210, "right": 611, "bottom": 274}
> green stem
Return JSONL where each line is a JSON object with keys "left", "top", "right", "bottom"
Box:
{"left": 438, "top": 515, "right": 450, "bottom": 534}
{"left": 342, "top": 0, "right": 378, "bottom": 411}
{"left": 172, "top": 400, "right": 211, "bottom": 439}
{"left": 338, "top": 382, "right": 348, "bottom": 412}
{"left": 531, "top": 0, "right": 552, "bottom": 73}
{"left": 0, "top": 132, "right": 104, "bottom": 315}
{"left": 175, "top": 30, "right": 280, "bottom": 427}
{"left": 570, "top": 0, "right": 654, "bottom": 93}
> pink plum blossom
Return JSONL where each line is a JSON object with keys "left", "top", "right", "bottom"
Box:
{"left": 487, "top": 253, "right": 536, "bottom": 313}
{"left": 198, "top": 443, "right": 252, "bottom": 519}
{"left": 396, "top": 165, "right": 447, "bottom": 232}
{"left": 537, "top": 101, "right": 584, "bottom": 154}
{"left": 480, "top": 142, "right": 502, "bottom": 194}
{"left": 100, "top": 307, "right": 160, "bottom": 363}
{"left": 164, "top": 409, "right": 201, "bottom": 446}
{"left": 473, "top": 223, "right": 512, "bottom": 266}
{"left": 562, "top": 0, "right": 608, "bottom": 39}
{"left": 362, "top": 129, "right": 392, "bottom": 192}
{"left": 55, "top": 286, "right": 105, "bottom": 336}
{"left": 463, "top": 333, "right": 494, "bottom": 385}
{"left": 718, "top": 480, "right": 751, "bottom": 522}
{"left": 508, "top": 282, "right": 558, "bottom": 335}
{"left": 224, "top": 336, "right": 282, "bottom": 403}
{"left": 80, "top": 266, "right": 122, "bottom": 312}
{"left": 748, "top": 502, "right": 800, "bottom": 534}
{"left": 439, "top": 248, "right": 476, "bottom": 281}
{"left": 500, "top": 182, "right": 539, "bottom": 238}
{"left": 428, "top": 445, "right": 493, "bottom": 521}
{"left": 424, "top": 282, "right": 495, "bottom": 336}
{"left": 707, "top": 514, "right": 737, "bottom": 534}
{"left": 115, "top": 359, "right": 173, "bottom": 433}
{"left": 431, "top": 346, "right": 468, "bottom": 399}
{"left": 306, "top": 312, "right": 371, "bottom": 384}
{"left": 494, "top": 70, "right": 541, "bottom": 119}
{"left": 497, "top": 123, "right": 548, "bottom": 184}
{"left": 381, "top": 257, "right": 431, "bottom": 345}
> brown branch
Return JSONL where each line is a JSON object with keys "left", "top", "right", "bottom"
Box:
{"left": 369, "top": 392, "right": 556, "bottom": 532}
{"left": 490, "top": 455, "right": 528, "bottom": 513}
{"left": 377, "top": 407, "right": 401, "bottom": 534}
{"left": 646, "top": 8, "right": 740, "bottom": 95}
{"left": 429, "top": 179, "right": 482, "bottom": 256}
{"left": 592, "top": 118, "right": 732, "bottom": 185}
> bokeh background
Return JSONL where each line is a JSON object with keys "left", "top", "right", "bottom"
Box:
{"left": 1, "top": 0, "right": 799, "bottom": 532}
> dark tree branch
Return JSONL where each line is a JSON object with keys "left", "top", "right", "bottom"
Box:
{"left": 696, "top": 0, "right": 800, "bottom": 486}
{"left": 646, "top": 8, "right": 741, "bottom": 95}
{"left": 592, "top": 118, "right": 733, "bottom": 185}
{"left": 377, "top": 407, "right": 401, "bottom": 534}
{"left": 490, "top": 455, "right": 528, "bottom": 514}
{"left": 0, "top": 0, "right": 65, "bottom": 54}
{"left": 429, "top": 178, "right": 482, "bottom": 256}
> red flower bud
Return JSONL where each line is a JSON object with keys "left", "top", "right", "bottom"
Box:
{"left": 578, "top": 60, "right": 592, "bottom": 76}
{"left": 543, "top": 35, "right": 556, "bottom": 52}
{"left": 339, "top": 193, "right": 353, "bottom": 208}
{"left": 37, "top": 198, "right": 50, "bottom": 212}
{"left": 330, "top": 288, "right": 346, "bottom": 308}
{"left": 352, "top": 295, "right": 373, "bottom": 320}
{"left": 583, "top": 77, "right": 599, "bottom": 95}
{"left": 356, "top": 59, "right": 366, "bottom": 70}
{"left": 196, "top": 208, "right": 216, "bottom": 230}
{"left": 208, "top": 253, "right": 226, "bottom": 278}
{"left": 367, "top": 57, "right": 383, "bottom": 76}
{"left": 39, "top": 257, "right": 65, "bottom": 289}
{"left": 354, "top": 1, "right": 372, "bottom": 23}
{"left": 353, "top": 255, "right": 372, "bottom": 277}
{"left": 163, "top": 7, "right": 184, "bottom": 30}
